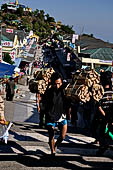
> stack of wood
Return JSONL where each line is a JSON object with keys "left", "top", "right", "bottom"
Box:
{"left": 65, "top": 69, "right": 104, "bottom": 103}
{"left": 29, "top": 68, "right": 55, "bottom": 94}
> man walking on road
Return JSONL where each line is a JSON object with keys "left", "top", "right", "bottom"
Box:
{"left": 43, "top": 72, "right": 71, "bottom": 156}
{"left": 6, "top": 77, "right": 15, "bottom": 101}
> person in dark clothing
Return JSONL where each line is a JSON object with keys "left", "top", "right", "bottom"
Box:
{"left": 44, "top": 72, "right": 71, "bottom": 156}
{"left": 6, "top": 77, "right": 15, "bottom": 101}
{"left": 96, "top": 85, "right": 113, "bottom": 155}
{"left": 37, "top": 93, "right": 46, "bottom": 129}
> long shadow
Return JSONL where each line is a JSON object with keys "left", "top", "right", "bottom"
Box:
{"left": 0, "top": 122, "right": 112, "bottom": 168}
{"left": 10, "top": 122, "right": 113, "bottom": 157}
{"left": 0, "top": 151, "right": 112, "bottom": 169}
{"left": 13, "top": 122, "right": 48, "bottom": 137}
{"left": 12, "top": 121, "right": 113, "bottom": 155}
{"left": 0, "top": 140, "right": 27, "bottom": 154}
{"left": 9, "top": 130, "right": 40, "bottom": 142}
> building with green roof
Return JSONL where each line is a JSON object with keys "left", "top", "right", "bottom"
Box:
{"left": 79, "top": 47, "right": 113, "bottom": 71}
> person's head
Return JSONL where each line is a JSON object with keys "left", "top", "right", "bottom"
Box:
{"left": 51, "top": 72, "right": 63, "bottom": 89}
{"left": 9, "top": 77, "right": 13, "bottom": 81}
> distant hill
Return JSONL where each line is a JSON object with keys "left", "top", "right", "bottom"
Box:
{"left": 78, "top": 34, "right": 113, "bottom": 49}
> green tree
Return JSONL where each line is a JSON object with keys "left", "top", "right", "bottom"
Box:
{"left": 60, "top": 25, "right": 75, "bottom": 34}
{"left": 38, "top": 10, "right": 45, "bottom": 21}
{"left": 3, "top": 13, "right": 17, "bottom": 21}
{"left": 33, "top": 9, "right": 39, "bottom": 17}
{"left": 44, "top": 22, "right": 51, "bottom": 33}
{"left": 47, "top": 16, "right": 55, "bottom": 23}
{"left": 3, "top": 53, "right": 14, "bottom": 65}
{"left": 22, "top": 17, "right": 33, "bottom": 31}
{"left": 16, "top": 6, "right": 24, "bottom": 17}
{"left": 45, "top": 13, "right": 50, "bottom": 21}
{"left": 34, "top": 22, "right": 39, "bottom": 32}
{"left": 1, "top": 3, "right": 7, "bottom": 12}
{"left": 0, "top": 3, "right": 77, "bottom": 40}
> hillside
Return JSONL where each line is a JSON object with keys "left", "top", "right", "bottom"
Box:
{"left": 0, "top": 3, "right": 75, "bottom": 40}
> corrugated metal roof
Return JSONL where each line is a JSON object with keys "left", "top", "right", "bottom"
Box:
{"left": 81, "top": 48, "right": 113, "bottom": 60}
{"left": 76, "top": 35, "right": 113, "bottom": 49}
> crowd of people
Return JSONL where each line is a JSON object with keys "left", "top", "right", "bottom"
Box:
{"left": 37, "top": 70, "right": 113, "bottom": 156}
{"left": 0, "top": 68, "right": 112, "bottom": 156}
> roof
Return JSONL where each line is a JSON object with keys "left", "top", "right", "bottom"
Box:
{"left": 1, "top": 28, "right": 28, "bottom": 43}
{"left": 1, "top": 34, "right": 11, "bottom": 41}
{"left": 76, "top": 34, "right": 113, "bottom": 49}
{"left": 81, "top": 47, "right": 113, "bottom": 61}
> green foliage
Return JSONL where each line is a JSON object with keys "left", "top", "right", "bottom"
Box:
{"left": 46, "top": 16, "right": 55, "bottom": 23}
{"left": 16, "top": 6, "right": 24, "bottom": 17}
{"left": 34, "top": 22, "right": 39, "bottom": 31}
{"left": 39, "top": 10, "right": 45, "bottom": 20}
{"left": 3, "top": 13, "right": 18, "bottom": 21}
{"left": 1, "top": 3, "right": 7, "bottom": 12}
{"left": 3, "top": 53, "right": 14, "bottom": 65}
{"left": 0, "top": 2, "right": 75, "bottom": 39}
{"left": 60, "top": 25, "right": 75, "bottom": 34}
{"left": 33, "top": 9, "right": 39, "bottom": 17}
{"left": 21, "top": 17, "right": 33, "bottom": 31}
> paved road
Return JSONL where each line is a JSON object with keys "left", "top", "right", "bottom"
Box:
{"left": 0, "top": 84, "right": 112, "bottom": 169}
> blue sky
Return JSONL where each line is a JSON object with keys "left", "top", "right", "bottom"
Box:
{"left": 0, "top": 0, "right": 113, "bottom": 43}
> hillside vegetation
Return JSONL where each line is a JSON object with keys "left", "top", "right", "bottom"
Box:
{"left": 0, "top": 3, "right": 75, "bottom": 39}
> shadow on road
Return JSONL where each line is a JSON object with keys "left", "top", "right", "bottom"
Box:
{"left": 0, "top": 150, "right": 112, "bottom": 169}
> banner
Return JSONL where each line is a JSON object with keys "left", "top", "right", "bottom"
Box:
{"left": 72, "top": 34, "right": 78, "bottom": 43}
{"left": 10, "top": 50, "right": 16, "bottom": 61}
{"left": 6, "top": 29, "right": 13, "bottom": 33}
{"left": 2, "top": 41, "right": 13, "bottom": 47}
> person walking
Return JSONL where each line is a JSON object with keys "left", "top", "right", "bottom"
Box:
{"left": 96, "top": 85, "right": 113, "bottom": 155}
{"left": 43, "top": 72, "right": 71, "bottom": 156}
{"left": 6, "top": 77, "right": 15, "bottom": 101}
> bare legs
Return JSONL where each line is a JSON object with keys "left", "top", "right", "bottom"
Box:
{"left": 48, "top": 124, "right": 67, "bottom": 155}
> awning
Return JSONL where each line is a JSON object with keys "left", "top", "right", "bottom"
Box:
{"left": 0, "top": 62, "right": 16, "bottom": 78}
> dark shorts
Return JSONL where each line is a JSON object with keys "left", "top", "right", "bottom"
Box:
{"left": 46, "top": 119, "right": 67, "bottom": 128}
